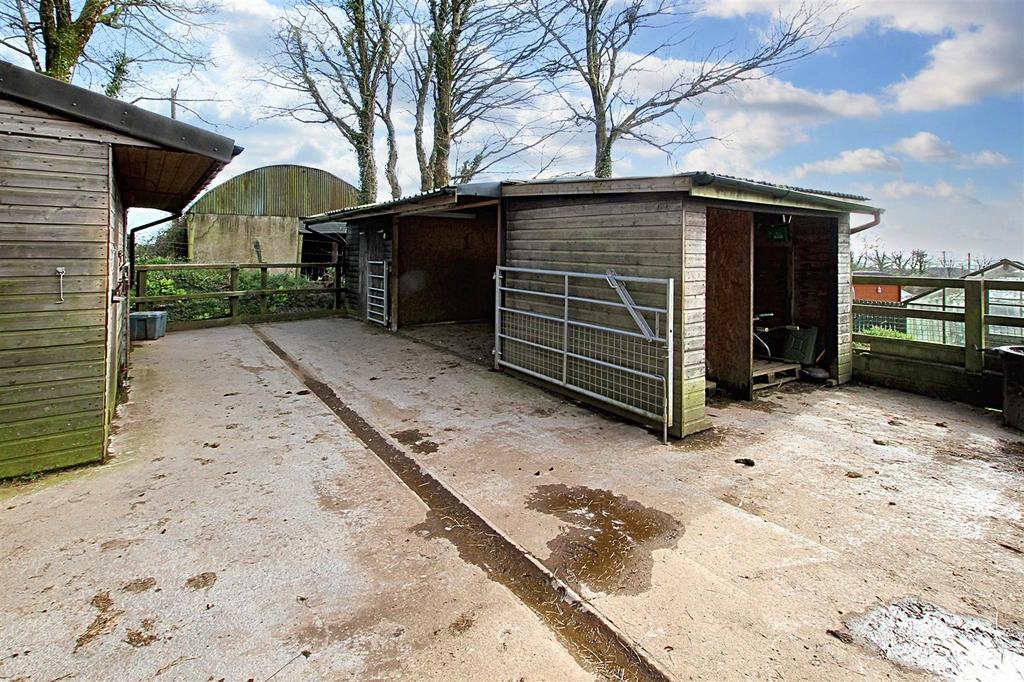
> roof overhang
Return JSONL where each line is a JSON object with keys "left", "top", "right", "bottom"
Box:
{"left": 0, "top": 60, "right": 241, "bottom": 212}
{"left": 687, "top": 173, "right": 882, "bottom": 215}
{"left": 502, "top": 172, "right": 882, "bottom": 215}
{"left": 303, "top": 182, "right": 501, "bottom": 224}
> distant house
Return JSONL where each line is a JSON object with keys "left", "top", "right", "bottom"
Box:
{"left": 0, "top": 60, "right": 239, "bottom": 478}
{"left": 186, "top": 165, "right": 358, "bottom": 266}
{"left": 905, "top": 259, "right": 1024, "bottom": 346}
{"left": 853, "top": 270, "right": 902, "bottom": 302}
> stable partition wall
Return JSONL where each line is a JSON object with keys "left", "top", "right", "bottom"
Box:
{"left": 705, "top": 207, "right": 755, "bottom": 399}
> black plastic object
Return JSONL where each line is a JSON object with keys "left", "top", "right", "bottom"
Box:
{"left": 997, "top": 346, "right": 1024, "bottom": 431}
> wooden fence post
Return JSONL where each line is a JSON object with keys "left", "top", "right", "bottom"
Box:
{"left": 136, "top": 269, "right": 148, "bottom": 312}
{"left": 964, "top": 279, "right": 985, "bottom": 372}
{"left": 334, "top": 257, "right": 343, "bottom": 310}
{"left": 230, "top": 265, "right": 241, "bottom": 322}
{"left": 259, "top": 266, "right": 269, "bottom": 315}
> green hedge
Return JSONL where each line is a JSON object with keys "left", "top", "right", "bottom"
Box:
{"left": 134, "top": 258, "right": 336, "bottom": 322}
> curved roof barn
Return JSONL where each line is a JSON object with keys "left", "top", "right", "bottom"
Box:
{"left": 188, "top": 164, "right": 358, "bottom": 217}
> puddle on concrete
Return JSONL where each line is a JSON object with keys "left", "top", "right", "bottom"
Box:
{"left": 254, "top": 328, "right": 670, "bottom": 681}
{"left": 526, "top": 485, "right": 681, "bottom": 595}
{"left": 391, "top": 428, "right": 440, "bottom": 455}
{"left": 847, "top": 598, "right": 1024, "bottom": 680}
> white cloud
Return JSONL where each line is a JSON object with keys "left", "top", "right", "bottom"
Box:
{"left": 889, "top": 23, "right": 1024, "bottom": 112}
{"left": 886, "top": 132, "right": 957, "bottom": 163}
{"left": 961, "top": 150, "right": 1012, "bottom": 169}
{"left": 880, "top": 179, "right": 976, "bottom": 202}
{"left": 793, "top": 148, "right": 901, "bottom": 178}
{"left": 699, "top": 0, "right": 1024, "bottom": 113}
{"left": 674, "top": 75, "right": 881, "bottom": 177}
{"left": 886, "top": 132, "right": 1011, "bottom": 169}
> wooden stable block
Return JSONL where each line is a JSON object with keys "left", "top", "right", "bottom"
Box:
{"left": 752, "top": 359, "right": 801, "bottom": 391}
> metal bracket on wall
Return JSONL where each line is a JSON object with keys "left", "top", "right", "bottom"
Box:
{"left": 55, "top": 267, "right": 66, "bottom": 304}
{"left": 606, "top": 270, "right": 654, "bottom": 341}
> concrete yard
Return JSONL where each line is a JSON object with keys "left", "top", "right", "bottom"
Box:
{"left": 2, "top": 318, "right": 1023, "bottom": 681}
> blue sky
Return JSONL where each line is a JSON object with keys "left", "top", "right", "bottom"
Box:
{"left": 4, "top": 0, "right": 1021, "bottom": 261}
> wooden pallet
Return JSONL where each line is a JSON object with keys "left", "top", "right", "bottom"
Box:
{"left": 752, "top": 359, "right": 801, "bottom": 391}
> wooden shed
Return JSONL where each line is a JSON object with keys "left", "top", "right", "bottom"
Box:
{"left": 306, "top": 173, "right": 881, "bottom": 440}
{"left": 0, "top": 61, "right": 240, "bottom": 478}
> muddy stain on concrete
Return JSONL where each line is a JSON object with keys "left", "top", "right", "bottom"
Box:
{"left": 314, "top": 480, "right": 354, "bottom": 514}
{"left": 124, "top": 618, "right": 158, "bottom": 647}
{"left": 526, "top": 485, "right": 681, "bottom": 595}
{"left": 99, "top": 539, "right": 137, "bottom": 552}
{"left": 932, "top": 438, "right": 1024, "bottom": 475}
{"left": 253, "top": 327, "right": 672, "bottom": 681}
{"left": 75, "top": 591, "right": 123, "bottom": 652}
{"left": 391, "top": 428, "right": 440, "bottom": 455}
{"left": 447, "top": 611, "right": 477, "bottom": 636}
{"left": 122, "top": 577, "right": 156, "bottom": 594}
{"left": 847, "top": 598, "right": 1024, "bottom": 680}
{"left": 184, "top": 572, "right": 217, "bottom": 591}
{"left": 674, "top": 427, "right": 728, "bottom": 451}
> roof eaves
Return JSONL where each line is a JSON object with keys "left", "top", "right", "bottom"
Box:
{"left": 0, "top": 60, "right": 239, "bottom": 163}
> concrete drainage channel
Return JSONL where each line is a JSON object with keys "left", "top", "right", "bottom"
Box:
{"left": 252, "top": 328, "right": 673, "bottom": 682}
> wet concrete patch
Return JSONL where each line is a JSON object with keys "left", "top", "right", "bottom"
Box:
{"left": 391, "top": 428, "right": 440, "bottom": 455}
{"left": 847, "top": 598, "right": 1024, "bottom": 680}
{"left": 526, "top": 485, "right": 681, "bottom": 595}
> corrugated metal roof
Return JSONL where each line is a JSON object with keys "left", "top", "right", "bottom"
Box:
{"left": 188, "top": 164, "right": 359, "bottom": 217}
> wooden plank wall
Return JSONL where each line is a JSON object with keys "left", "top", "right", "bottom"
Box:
{"left": 504, "top": 193, "right": 701, "bottom": 436}
{"left": 790, "top": 215, "right": 840, "bottom": 376}
{"left": 680, "top": 204, "right": 711, "bottom": 435}
{"left": 705, "top": 206, "right": 753, "bottom": 399}
{"left": 0, "top": 99, "right": 114, "bottom": 477}
{"left": 836, "top": 214, "right": 853, "bottom": 383}
{"left": 344, "top": 225, "right": 361, "bottom": 316}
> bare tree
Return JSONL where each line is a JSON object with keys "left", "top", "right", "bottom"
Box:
{"left": 526, "top": 0, "right": 843, "bottom": 177}
{"left": 0, "top": 0, "right": 216, "bottom": 94}
{"left": 402, "top": 0, "right": 554, "bottom": 190}
{"left": 909, "top": 249, "right": 931, "bottom": 275}
{"left": 262, "top": 0, "right": 395, "bottom": 204}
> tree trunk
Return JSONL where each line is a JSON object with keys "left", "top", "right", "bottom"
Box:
{"left": 594, "top": 120, "right": 612, "bottom": 178}
{"left": 431, "top": 76, "right": 453, "bottom": 187}
{"left": 384, "top": 116, "right": 401, "bottom": 199}
{"left": 354, "top": 109, "right": 378, "bottom": 204}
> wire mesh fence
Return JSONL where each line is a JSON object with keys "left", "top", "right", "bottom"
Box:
{"left": 495, "top": 266, "right": 674, "bottom": 438}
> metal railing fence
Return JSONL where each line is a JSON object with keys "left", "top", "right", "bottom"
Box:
{"left": 494, "top": 266, "right": 674, "bottom": 441}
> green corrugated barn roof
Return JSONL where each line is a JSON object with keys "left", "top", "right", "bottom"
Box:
{"left": 188, "top": 164, "right": 358, "bottom": 217}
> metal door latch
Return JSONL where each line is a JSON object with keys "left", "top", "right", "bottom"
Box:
{"left": 55, "top": 267, "right": 66, "bottom": 304}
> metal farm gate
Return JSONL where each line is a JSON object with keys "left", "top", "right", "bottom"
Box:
{"left": 366, "top": 260, "right": 389, "bottom": 326}
{"left": 494, "top": 266, "right": 674, "bottom": 441}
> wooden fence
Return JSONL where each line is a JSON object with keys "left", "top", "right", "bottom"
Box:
{"left": 851, "top": 274, "right": 1024, "bottom": 407}
{"left": 134, "top": 261, "right": 343, "bottom": 331}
